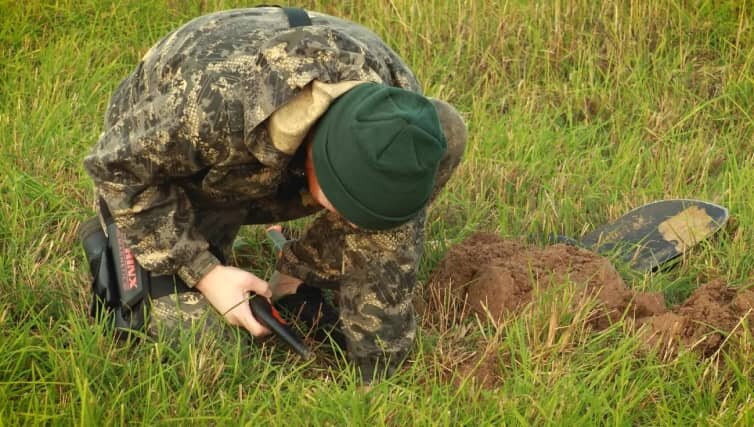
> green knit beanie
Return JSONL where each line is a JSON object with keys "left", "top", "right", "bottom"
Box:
{"left": 311, "top": 83, "right": 447, "bottom": 230}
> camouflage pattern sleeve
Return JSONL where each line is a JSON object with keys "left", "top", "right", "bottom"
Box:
{"left": 338, "top": 214, "right": 425, "bottom": 382}
{"left": 276, "top": 211, "right": 425, "bottom": 382}
{"left": 84, "top": 90, "right": 221, "bottom": 286}
{"left": 275, "top": 211, "right": 349, "bottom": 288}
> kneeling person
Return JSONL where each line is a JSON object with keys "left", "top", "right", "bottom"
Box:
{"left": 82, "top": 7, "right": 467, "bottom": 382}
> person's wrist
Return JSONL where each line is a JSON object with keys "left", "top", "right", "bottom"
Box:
{"left": 178, "top": 250, "right": 221, "bottom": 287}
{"left": 196, "top": 264, "right": 227, "bottom": 293}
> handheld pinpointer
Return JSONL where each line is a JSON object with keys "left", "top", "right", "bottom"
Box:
{"left": 246, "top": 226, "right": 312, "bottom": 359}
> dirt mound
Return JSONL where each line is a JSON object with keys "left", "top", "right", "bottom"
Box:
{"left": 425, "top": 232, "right": 754, "bottom": 387}
{"left": 638, "top": 280, "right": 754, "bottom": 357}
{"left": 425, "top": 232, "right": 665, "bottom": 329}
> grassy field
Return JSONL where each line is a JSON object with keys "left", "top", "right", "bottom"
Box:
{"left": 2, "top": 0, "right": 753, "bottom": 424}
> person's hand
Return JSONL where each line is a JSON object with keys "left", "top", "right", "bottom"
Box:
{"left": 269, "top": 270, "right": 303, "bottom": 300}
{"left": 195, "top": 265, "right": 272, "bottom": 337}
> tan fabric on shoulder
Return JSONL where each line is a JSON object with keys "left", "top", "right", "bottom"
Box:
{"left": 268, "top": 80, "right": 368, "bottom": 154}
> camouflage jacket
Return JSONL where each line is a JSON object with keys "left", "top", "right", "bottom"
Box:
{"left": 84, "top": 7, "right": 421, "bottom": 286}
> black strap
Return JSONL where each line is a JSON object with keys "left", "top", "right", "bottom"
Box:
{"left": 149, "top": 274, "right": 196, "bottom": 298}
{"left": 99, "top": 198, "right": 113, "bottom": 225}
{"left": 282, "top": 7, "right": 311, "bottom": 27}
{"left": 258, "top": 5, "right": 311, "bottom": 27}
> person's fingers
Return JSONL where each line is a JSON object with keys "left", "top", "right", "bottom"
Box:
{"left": 241, "top": 309, "right": 271, "bottom": 337}
{"left": 243, "top": 275, "right": 272, "bottom": 299}
{"left": 249, "top": 319, "right": 272, "bottom": 337}
{"left": 227, "top": 303, "right": 271, "bottom": 337}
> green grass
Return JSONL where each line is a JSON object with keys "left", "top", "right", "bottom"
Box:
{"left": 2, "top": 0, "right": 753, "bottom": 424}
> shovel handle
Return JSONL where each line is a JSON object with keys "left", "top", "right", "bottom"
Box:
{"left": 266, "top": 226, "right": 287, "bottom": 255}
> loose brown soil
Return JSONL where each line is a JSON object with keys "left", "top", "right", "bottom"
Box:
{"left": 637, "top": 279, "right": 754, "bottom": 357}
{"left": 424, "top": 232, "right": 754, "bottom": 387}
